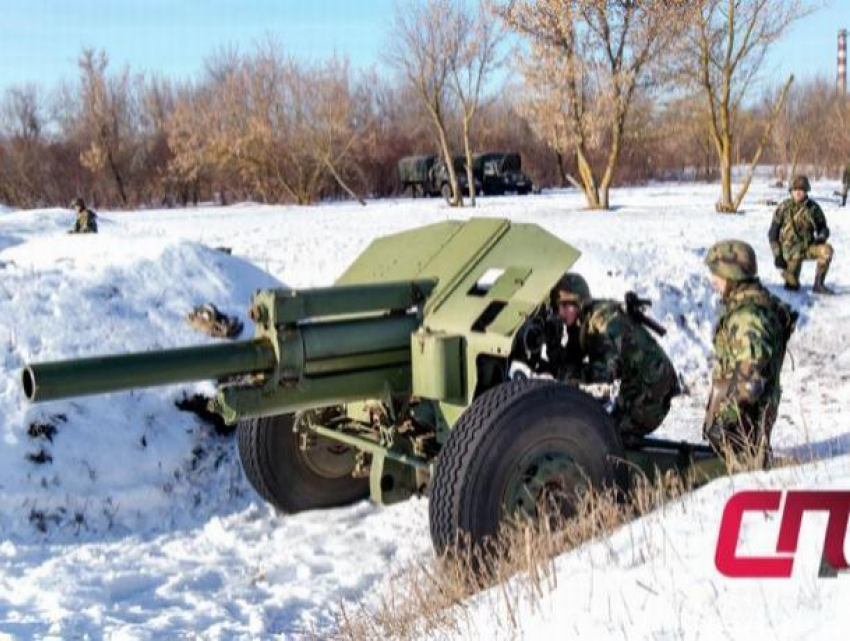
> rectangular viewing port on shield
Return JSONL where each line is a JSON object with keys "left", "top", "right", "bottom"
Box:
{"left": 471, "top": 301, "right": 507, "bottom": 333}
{"left": 468, "top": 268, "right": 505, "bottom": 297}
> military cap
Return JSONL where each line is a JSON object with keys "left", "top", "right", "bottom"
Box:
{"left": 789, "top": 176, "right": 810, "bottom": 192}
{"left": 555, "top": 272, "right": 592, "bottom": 306}
{"left": 704, "top": 240, "right": 758, "bottom": 282}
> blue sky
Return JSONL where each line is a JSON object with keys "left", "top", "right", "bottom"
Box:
{"left": 0, "top": 0, "right": 846, "bottom": 91}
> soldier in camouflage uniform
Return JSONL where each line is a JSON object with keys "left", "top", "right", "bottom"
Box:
{"left": 69, "top": 197, "right": 98, "bottom": 234}
{"left": 553, "top": 273, "right": 679, "bottom": 437}
{"left": 768, "top": 176, "right": 833, "bottom": 294}
{"left": 703, "top": 240, "right": 797, "bottom": 459}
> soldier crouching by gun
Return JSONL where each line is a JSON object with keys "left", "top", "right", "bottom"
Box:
{"left": 538, "top": 273, "right": 680, "bottom": 440}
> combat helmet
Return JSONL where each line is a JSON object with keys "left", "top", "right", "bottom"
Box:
{"left": 789, "top": 175, "right": 811, "bottom": 192}
{"left": 554, "top": 272, "right": 592, "bottom": 307}
{"left": 704, "top": 240, "right": 758, "bottom": 282}
{"left": 70, "top": 197, "right": 85, "bottom": 210}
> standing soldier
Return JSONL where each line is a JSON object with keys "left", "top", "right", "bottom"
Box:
{"left": 69, "top": 197, "right": 98, "bottom": 234}
{"left": 841, "top": 162, "right": 850, "bottom": 207}
{"left": 552, "top": 273, "right": 680, "bottom": 438}
{"left": 703, "top": 240, "right": 797, "bottom": 461}
{"left": 768, "top": 176, "right": 833, "bottom": 294}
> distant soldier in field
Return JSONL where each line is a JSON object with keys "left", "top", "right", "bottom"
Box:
{"left": 552, "top": 273, "right": 680, "bottom": 438}
{"left": 841, "top": 163, "right": 850, "bottom": 207}
{"left": 69, "top": 197, "right": 98, "bottom": 234}
{"left": 768, "top": 176, "right": 833, "bottom": 294}
{"left": 703, "top": 240, "right": 797, "bottom": 460}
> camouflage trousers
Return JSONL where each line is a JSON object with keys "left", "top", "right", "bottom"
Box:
{"left": 704, "top": 378, "right": 779, "bottom": 456}
{"left": 783, "top": 243, "right": 834, "bottom": 288}
{"left": 612, "top": 367, "right": 680, "bottom": 436}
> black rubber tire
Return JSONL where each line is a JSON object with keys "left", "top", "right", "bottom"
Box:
{"left": 441, "top": 183, "right": 453, "bottom": 202}
{"left": 429, "top": 380, "right": 627, "bottom": 554}
{"left": 237, "top": 413, "right": 369, "bottom": 513}
{"left": 517, "top": 187, "right": 530, "bottom": 196}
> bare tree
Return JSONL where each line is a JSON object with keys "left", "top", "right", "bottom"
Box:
{"left": 0, "top": 85, "right": 46, "bottom": 207}
{"left": 169, "top": 42, "right": 371, "bottom": 206}
{"left": 76, "top": 49, "right": 141, "bottom": 205}
{"left": 823, "top": 91, "right": 850, "bottom": 175}
{"left": 387, "top": 0, "right": 464, "bottom": 206}
{"left": 449, "top": 0, "right": 505, "bottom": 206}
{"left": 770, "top": 76, "right": 838, "bottom": 183}
{"left": 501, "top": 0, "right": 687, "bottom": 210}
{"left": 682, "top": 0, "right": 811, "bottom": 212}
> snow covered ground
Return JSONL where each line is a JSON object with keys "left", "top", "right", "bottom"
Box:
{"left": 0, "top": 180, "right": 848, "bottom": 637}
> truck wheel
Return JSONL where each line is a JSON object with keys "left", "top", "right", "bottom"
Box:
{"left": 238, "top": 411, "right": 368, "bottom": 513}
{"left": 429, "top": 380, "right": 626, "bottom": 555}
{"left": 441, "top": 183, "right": 453, "bottom": 202}
{"left": 517, "top": 187, "right": 530, "bottom": 196}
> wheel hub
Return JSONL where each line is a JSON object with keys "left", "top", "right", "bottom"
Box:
{"left": 502, "top": 449, "right": 587, "bottom": 521}
{"left": 295, "top": 411, "right": 358, "bottom": 480}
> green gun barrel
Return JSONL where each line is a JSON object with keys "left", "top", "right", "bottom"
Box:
{"left": 22, "top": 339, "right": 277, "bottom": 403}
{"left": 22, "top": 313, "right": 421, "bottom": 405}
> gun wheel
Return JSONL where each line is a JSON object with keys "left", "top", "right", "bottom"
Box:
{"left": 237, "top": 410, "right": 368, "bottom": 513}
{"left": 428, "top": 379, "right": 627, "bottom": 556}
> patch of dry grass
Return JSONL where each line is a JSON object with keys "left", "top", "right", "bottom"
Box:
{"left": 329, "top": 445, "right": 775, "bottom": 640}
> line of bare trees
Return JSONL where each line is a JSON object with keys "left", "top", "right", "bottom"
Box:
{"left": 0, "top": 0, "right": 843, "bottom": 213}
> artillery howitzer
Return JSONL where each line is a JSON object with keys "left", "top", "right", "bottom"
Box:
{"left": 23, "top": 219, "right": 719, "bottom": 552}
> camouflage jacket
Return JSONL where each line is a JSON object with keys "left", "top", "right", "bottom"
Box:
{"left": 708, "top": 279, "right": 796, "bottom": 431}
{"left": 560, "top": 300, "right": 675, "bottom": 388}
{"left": 72, "top": 209, "right": 98, "bottom": 234}
{"left": 768, "top": 198, "right": 828, "bottom": 259}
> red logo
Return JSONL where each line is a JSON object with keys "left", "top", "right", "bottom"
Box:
{"left": 716, "top": 490, "right": 850, "bottom": 578}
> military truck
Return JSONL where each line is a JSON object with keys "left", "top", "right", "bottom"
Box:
{"left": 472, "top": 152, "right": 532, "bottom": 196}
{"left": 397, "top": 155, "right": 480, "bottom": 201}
{"left": 22, "top": 219, "right": 719, "bottom": 554}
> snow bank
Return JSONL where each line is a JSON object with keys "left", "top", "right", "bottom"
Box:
{"left": 0, "top": 234, "right": 280, "bottom": 538}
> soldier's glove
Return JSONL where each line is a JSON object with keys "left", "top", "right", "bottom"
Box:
{"left": 774, "top": 255, "right": 787, "bottom": 270}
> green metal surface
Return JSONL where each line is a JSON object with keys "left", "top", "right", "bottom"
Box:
{"left": 411, "top": 332, "right": 464, "bottom": 403}
{"left": 23, "top": 339, "right": 276, "bottom": 403}
{"left": 336, "top": 221, "right": 464, "bottom": 285}
{"left": 623, "top": 438, "right": 723, "bottom": 486}
{"left": 252, "top": 279, "right": 436, "bottom": 326}
{"left": 337, "top": 219, "right": 581, "bottom": 417}
{"left": 369, "top": 453, "right": 421, "bottom": 506}
{"left": 310, "top": 424, "right": 430, "bottom": 470}
{"left": 299, "top": 315, "right": 419, "bottom": 362}
{"left": 213, "top": 364, "right": 412, "bottom": 424}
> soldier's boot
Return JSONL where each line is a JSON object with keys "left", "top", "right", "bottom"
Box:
{"left": 783, "top": 261, "right": 801, "bottom": 291}
{"left": 813, "top": 246, "right": 835, "bottom": 295}
{"left": 813, "top": 268, "right": 834, "bottom": 295}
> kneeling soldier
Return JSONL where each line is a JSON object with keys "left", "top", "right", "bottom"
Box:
{"left": 768, "top": 176, "right": 833, "bottom": 294}
{"left": 553, "top": 273, "right": 680, "bottom": 438}
{"left": 703, "top": 240, "right": 797, "bottom": 460}
{"left": 69, "top": 197, "right": 98, "bottom": 234}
